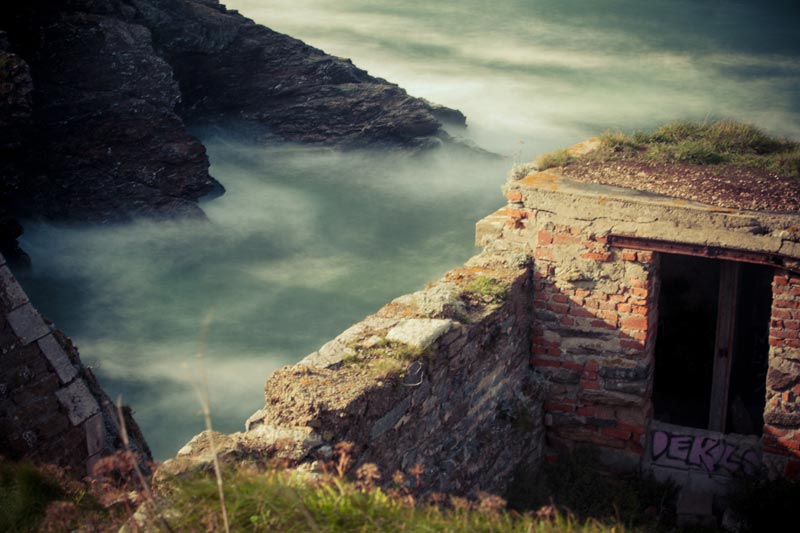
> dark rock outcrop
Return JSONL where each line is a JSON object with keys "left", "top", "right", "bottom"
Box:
{"left": 0, "top": 0, "right": 462, "bottom": 236}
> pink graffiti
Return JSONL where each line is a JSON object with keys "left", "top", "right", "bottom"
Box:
{"left": 651, "top": 430, "right": 761, "bottom": 476}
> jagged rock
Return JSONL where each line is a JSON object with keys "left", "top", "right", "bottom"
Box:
{"left": 0, "top": 0, "right": 463, "bottom": 243}
{"left": 135, "top": 0, "right": 462, "bottom": 147}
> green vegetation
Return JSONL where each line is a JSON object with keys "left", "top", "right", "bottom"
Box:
{"left": 534, "top": 148, "right": 576, "bottom": 170}
{"left": 152, "top": 462, "right": 623, "bottom": 532}
{"left": 0, "top": 452, "right": 628, "bottom": 532}
{"left": 0, "top": 457, "right": 64, "bottom": 532}
{"left": 464, "top": 276, "right": 510, "bottom": 303}
{"left": 597, "top": 120, "right": 800, "bottom": 177}
{"left": 508, "top": 447, "right": 677, "bottom": 531}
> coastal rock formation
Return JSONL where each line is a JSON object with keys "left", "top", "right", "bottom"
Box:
{"left": 0, "top": 0, "right": 462, "bottom": 250}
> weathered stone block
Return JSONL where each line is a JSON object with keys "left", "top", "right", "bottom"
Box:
{"left": 0, "top": 265, "right": 28, "bottom": 312}
{"left": 55, "top": 379, "right": 100, "bottom": 426}
{"left": 386, "top": 319, "right": 453, "bottom": 349}
{"left": 6, "top": 303, "right": 50, "bottom": 345}
{"left": 84, "top": 412, "right": 106, "bottom": 457}
{"left": 37, "top": 334, "right": 78, "bottom": 384}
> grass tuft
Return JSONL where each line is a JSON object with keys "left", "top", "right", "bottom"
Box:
{"left": 593, "top": 119, "right": 799, "bottom": 176}
{"left": 534, "top": 148, "right": 575, "bottom": 170}
{"left": 464, "top": 276, "right": 510, "bottom": 303}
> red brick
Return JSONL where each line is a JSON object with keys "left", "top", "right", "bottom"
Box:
{"left": 786, "top": 460, "right": 800, "bottom": 479}
{"left": 777, "top": 438, "right": 800, "bottom": 452}
{"left": 608, "top": 294, "right": 627, "bottom": 303}
{"left": 636, "top": 251, "right": 654, "bottom": 262}
{"left": 547, "top": 303, "right": 569, "bottom": 314}
{"left": 554, "top": 233, "right": 582, "bottom": 245}
{"left": 581, "top": 252, "right": 613, "bottom": 262}
{"left": 532, "top": 357, "right": 561, "bottom": 368}
{"left": 616, "top": 303, "right": 632, "bottom": 313}
{"left": 561, "top": 361, "right": 583, "bottom": 371}
{"left": 569, "top": 307, "right": 595, "bottom": 318}
{"left": 632, "top": 306, "right": 649, "bottom": 316}
{"left": 599, "top": 310, "right": 618, "bottom": 322}
{"left": 538, "top": 230, "right": 553, "bottom": 245}
{"left": 601, "top": 427, "right": 631, "bottom": 440}
{"left": 629, "top": 288, "right": 649, "bottom": 298}
{"left": 596, "top": 300, "right": 618, "bottom": 311}
{"left": 787, "top": 339, "right": 800, "bottom": 348}
{"left": 775, "top": 275, "right": 790, "bottom": 286}
{"left": 545, "top": 402, "right": 575, "bottom": 413}
{"left": 621, "top": 316, "right": 648, "bottom": 331}
{"left": 622, "top": 251, "right": 637, "bottom": 261}
{"left": 535, "top": 247, "right": 554, "bottom": 261}
{"left": 785, "top": 320, "right": 800, "bottom": 331}
{"left": 575, "top": 289, "right": 591, "bottom": 298}
{"left": 769, "top": 337, "right": 784, "bottom": 347}
{"left": 547, "top": 347, "right": 561, "bottom": 356}
{"left": 506, "top": 191, "right": 523, "bottom": 202}
{"left": 591, "top": 320, "right": 616, "bottom": 329}
{"left": 631, "top": 331, "right": 648, "bottom": 341}
{"left": 552, "top": 294, "right": 569, "bottom": 304}
{"left": 617, "top": 423, "right": 646, "bottom": 434}
{"left": 773, "top": 308, "right": 793, "bottom": 320}
{"left": 560, "top": 316, "right": 575, "bottom": 326}
{"left": 620, "top": 339, "right": 645, "bottom": 351}
{"left": 507, "top": 208, "right": 527, "bottom": 220}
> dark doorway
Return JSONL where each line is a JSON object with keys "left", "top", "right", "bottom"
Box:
{"left": 652, "top": 255, "right": 771, "bottom": 435}
{"left": 653, "top": 254, "right": 719, "bottom": 429}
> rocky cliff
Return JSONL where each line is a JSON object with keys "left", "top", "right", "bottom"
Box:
{"left": 0, "top": 0, "right": 463, "bottom": 260}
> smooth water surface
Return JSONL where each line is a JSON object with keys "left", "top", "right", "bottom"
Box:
{"left": 15, "top": 0, "right": 800, "bottom": 458}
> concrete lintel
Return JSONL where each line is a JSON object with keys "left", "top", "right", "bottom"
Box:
{"left": 55, "top": 379, "right": 100, "bottom": 426}
{"left": 7, "top": 303, "right": 51, "bottom": 345}
{"left": 506, "top": 173, "right": 800, "bottom": 258}
{"left": 37, "top": 334, "right": 78, "bottom": 384}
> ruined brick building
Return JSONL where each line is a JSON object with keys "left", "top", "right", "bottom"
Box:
{"left": 480, "top": 143, "right": 800, "bottom": 495}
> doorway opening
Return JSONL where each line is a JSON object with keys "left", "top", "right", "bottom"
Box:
{"left": 652, "top": 254, "right": 772, "bottom": 435}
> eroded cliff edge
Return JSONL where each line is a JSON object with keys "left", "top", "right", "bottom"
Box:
{"left": 0, "top": 0, "right": 463, "bottom": 260}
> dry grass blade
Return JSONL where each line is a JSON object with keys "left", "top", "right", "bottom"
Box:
{"left": 186, "top": 312, "right": 231, "bottom": 533}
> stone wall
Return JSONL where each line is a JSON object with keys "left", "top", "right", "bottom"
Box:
{"left": 0, "top": 253, "right": 149, "bottom": 476}
{"left": 166, "top": 253, "right": 546, "bottom": 498}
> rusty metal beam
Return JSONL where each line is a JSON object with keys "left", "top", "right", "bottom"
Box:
{"left": 607, "top": 235, "right": 800, "bottom": 274}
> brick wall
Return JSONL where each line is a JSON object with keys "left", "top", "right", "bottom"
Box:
{"left": 526, "top": 221, "right": 659, "bottom": 466}
{"left": 763, "top": 271, "right": 800, "bottom": 479}
{"left": 0, "top": 254, "right": 150, "bottom": 476}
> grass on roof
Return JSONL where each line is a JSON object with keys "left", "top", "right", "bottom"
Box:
{"left": 536, "top": 120, "right": 800, "bottom": 178}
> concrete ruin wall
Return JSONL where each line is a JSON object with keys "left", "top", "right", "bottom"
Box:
{"left": 0, "top": 253, "right": 150, "bottom": 476}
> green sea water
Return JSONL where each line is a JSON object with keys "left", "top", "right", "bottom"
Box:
{"left": 15, "top": 0, "right": 800, "bottom": 458}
